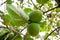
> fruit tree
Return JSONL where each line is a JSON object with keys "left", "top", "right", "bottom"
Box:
{"left": 0, "top": 0, "right": 60, "bottom": 40}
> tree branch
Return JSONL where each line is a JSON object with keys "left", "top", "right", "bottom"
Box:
{"left": 43, "top": 6, "right": 58, "bottom": 14}
{"left": 30, "top": 0, "right": 59, "bottom": 14}
{"left": 23, "top": 32, "right": 28, "bottom": 40}
{"left": 44, "top": 27, "right": 60, "bottom": 40}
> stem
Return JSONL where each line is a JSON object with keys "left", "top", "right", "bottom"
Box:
{"left": 44, "top": 27, "right": 60, "bottom": 40}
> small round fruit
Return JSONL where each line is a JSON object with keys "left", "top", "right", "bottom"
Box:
{"left": 29, "top": 10, "right": 42, "bottom": 23}
{"left": 27, "top": 23, "right": 40, "bottom": 36}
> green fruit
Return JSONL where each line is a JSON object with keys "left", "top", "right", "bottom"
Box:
{"left": 36, "top": 0, "right": 49, "bottom": 4}
{"left": 27, "top": 23, "right": 40, "bottom": 36}
{"left": 29, "top": 10, "right": 42, "bottom": 23}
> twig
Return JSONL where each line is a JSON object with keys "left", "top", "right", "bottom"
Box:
{"left": 31, "top": 0, "right": 37, "bottom": 9}
{"left": 0, "top": 14, "right": 17, "bottom": 33}
{"left": 30, "top": 0, "right": 59, "bottom": 14}
{"left": 11, "top": 24, "right": 28, "bottom": 40}
{"left": 39, "top": 4, "right": 43, "bottom": 8}
{"left": 0, "top": 25, "right": 6, "bottom": 28}
{"left": 0, "top": 15, "right": 17, "bottom": 33}
{"left": 23, "top": 32, "right": 28, "bottom": 40}
{"left": 44, "top": 27, "right": 60, "bottom": 40}
{"left": 31, "top": 0, "right": 44, "bottom": 12}
{"left": 0, "top": 14, "right": 22, "bottom": 38}
{"left": 11, "top": 27, "right": 27, "bottom": 40}
{"left": 43, "top": 6, "right": 58, "bottom": 14}
{"left": 0, "top": 0, "right": 7, "bottom": 6}
{"left": 0, "top": 15, "right": 20, "bottom": 37}
{"left": 0, "top": 25, "right": 17, "bottom": 33}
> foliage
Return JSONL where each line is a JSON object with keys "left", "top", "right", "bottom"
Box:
{"left": 0, "top": 0, "right": 60, "bottom": 40}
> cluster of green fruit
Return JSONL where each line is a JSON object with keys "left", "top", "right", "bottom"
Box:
{"left": 27, "top": 10, "right": 42, "bottom": 36}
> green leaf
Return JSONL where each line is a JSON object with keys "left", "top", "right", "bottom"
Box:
{"left": 6, "top": 4, "right": 29, "bottom": 21}
{"left": 36, "top": 0, "right": 49, "bottom": 4}
{"left": 24, "top": 8, "right": 32, "bottom": 14}
{"left": 26, "top": 33, "right": 34, "bottom": 40}
{"left": 0, "top": 11, "right": 4, "bottom": 15}
{"left": 0, "top": 28, "right": 9, "bottom": 40}
{"left": 40, "top": 25, "right": 47, "bottom": 32}
{"left": 27, "top": 38, "right": 34, "bottom": 40}
{"left": 6, "top": 4, "right": 22, "bottom": 19}
{"left": 3, "top": 14, "right": 11, "bottom": 25}
{"left": 47, "top": 25, "right": 51, "bottom": 31}
{"left": 3, "top": 14, "right": 27, "bottom": 26}
{"left": 15, "top": 35, "right": 22, "bottom": 40}
{"left": 39, "top": 21, "right": 47, "bottom": 32}
{"left": 56, "top": 21, "right": 60, "bottom": 27}
{"left": 6, "top": 4, "right": 29, "bottom": 26}
{"left": 56, "top": 8, "right": 60, "bottom": 12}
{"left": 48, "top": 3, "right": 53, "bottom": 8}
{"left": 0, "top": 11, "right": 4, "bottom": 13}
{"left": 7, "top": 0, "right": 13, "bottom": 4}
{"left": 10, "top": 17, "right": 27, "bottom": 26}
{"left": 7, "top": 32, "right": 15, "bottom": 40}
{"left": 40, "top": 21, "right": 46, "bottom": 27}
{"left": 0, "top": 28, "right": 9, "bottom": 37}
